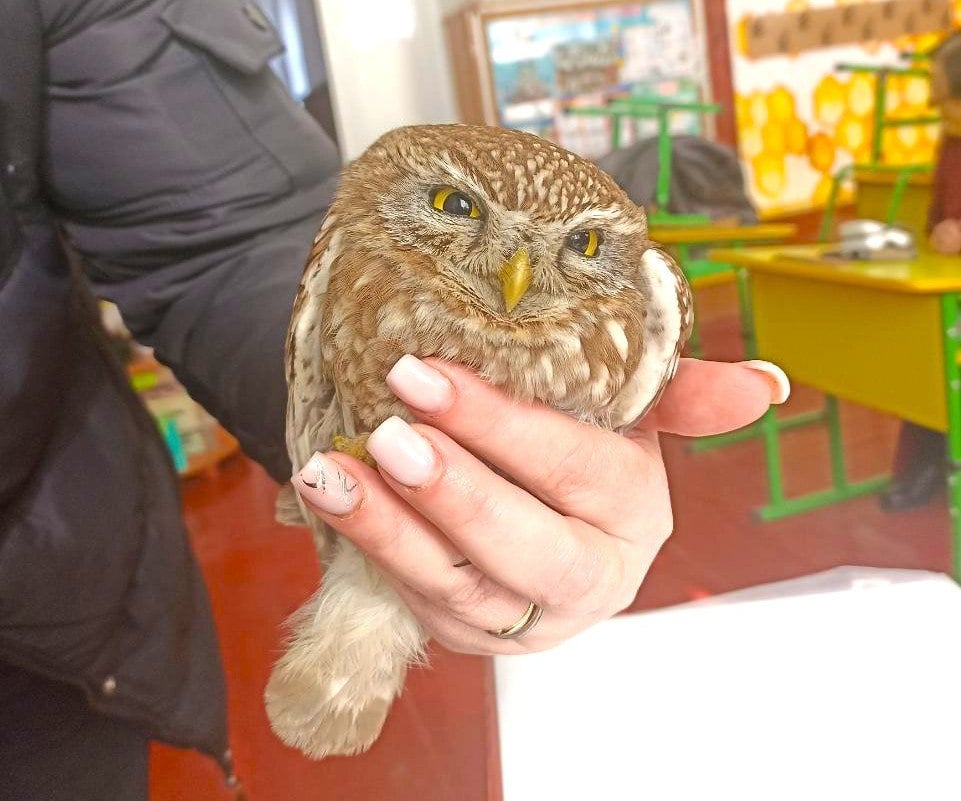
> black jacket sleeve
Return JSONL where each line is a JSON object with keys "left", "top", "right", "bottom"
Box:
{"left": 1, "top": 2, "right": 230, "bottom": 761}
{"left": 0, "top": 156, "right": 20, "bottom": 289}
{"left": 0, "top": 204, "right": 73, "bottom": 510}
{"left": 0, "top": 1, "right": 71, "bottom": 508}
{"left": 40, "top": 0, "right": 341, "bottom": 482}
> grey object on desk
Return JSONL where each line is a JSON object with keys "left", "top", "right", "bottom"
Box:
{"left": 831, "top": 219, "right": 917, "bottom": 261}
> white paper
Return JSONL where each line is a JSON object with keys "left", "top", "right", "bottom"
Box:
{"left": 495, "top": 567, "right": 961, "bottom": 801}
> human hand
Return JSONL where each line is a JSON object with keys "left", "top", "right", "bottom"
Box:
{"left": 930, "top": 219, "right": 961, "bottom": 255}
{"left": 291, "top": 356, "right": 789, "bottom": 655}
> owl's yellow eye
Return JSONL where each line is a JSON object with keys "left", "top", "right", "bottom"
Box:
{"left": 431, "top": 187, "right": 480, "bottom": 219}
{"left": 567, "top": 229, "right": 603, "bottom": 258}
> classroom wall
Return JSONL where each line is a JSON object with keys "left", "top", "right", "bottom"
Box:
{"left": 314, "top": 0, "right": 460, "bottom": 161}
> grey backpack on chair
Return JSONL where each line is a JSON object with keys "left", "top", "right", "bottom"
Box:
{"left": 597, "top": 135, "right": 758, "bottom": 224}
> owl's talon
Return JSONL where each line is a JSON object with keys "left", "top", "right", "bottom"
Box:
{"left": 332, "top": 433, "right": 377, "bottom": 467}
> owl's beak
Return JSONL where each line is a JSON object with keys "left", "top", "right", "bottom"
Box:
{"left": 500, "top": 249, "right": 532, "bottom": 313}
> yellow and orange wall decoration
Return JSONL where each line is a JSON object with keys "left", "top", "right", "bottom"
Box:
{"left": 727, "top": 0, "right": 957, "bottom": 215}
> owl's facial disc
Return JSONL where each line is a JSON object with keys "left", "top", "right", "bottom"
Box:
{"left": 374, "top": 168, "right": 643, "bottom": 325}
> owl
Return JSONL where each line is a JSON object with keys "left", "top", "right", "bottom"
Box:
{"left": 265, "top": 124, "right": 693, "bottom": 758}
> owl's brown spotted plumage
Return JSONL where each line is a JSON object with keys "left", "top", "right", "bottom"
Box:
{"left": 266, "top": 124, "right": 692, "bottom": 759}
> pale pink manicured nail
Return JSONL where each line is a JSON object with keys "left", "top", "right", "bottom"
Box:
{"left": 386, "top": 355, "right": 454, "bottom": 414}
{"left": 741, "top": 360, "right": 791, "bottom": 405}
{"left": 293, "top": 452, "right": 360, "bottom": 515}
{"left": 366, "top": 416, "right": 437, "bottom": 488}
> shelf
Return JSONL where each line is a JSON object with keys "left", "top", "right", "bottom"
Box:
{"left": 127, "top": 354, "right": 241, "bottom": 480}
{"left": 180, "top": 426, "right": 241, "bottom": 480}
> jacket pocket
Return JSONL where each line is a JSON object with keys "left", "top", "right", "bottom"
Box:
{"left": 160, "top": 0, "right": 328, "bottom": 191}
{"left": 160, "top": 0, "right": 284, "bottom": 75}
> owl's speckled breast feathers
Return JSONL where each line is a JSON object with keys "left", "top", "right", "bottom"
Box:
{"left": 285, "top": 124, "right": 692, "bottom": 483}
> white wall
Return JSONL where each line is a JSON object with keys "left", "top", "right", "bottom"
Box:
{"left": 315, "top": 0, "right": 460, "bottom": 161}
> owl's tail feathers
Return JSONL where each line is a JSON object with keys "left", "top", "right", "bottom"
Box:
{"left": 264, "top": 542, "right": 426, "bottom": 759}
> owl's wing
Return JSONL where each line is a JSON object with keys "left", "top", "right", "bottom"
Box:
{"left": 608, "top": 246, "right": 693, "bottom": 433}
{"left": 275, "top": 214, "right": 348, "bottom": 533}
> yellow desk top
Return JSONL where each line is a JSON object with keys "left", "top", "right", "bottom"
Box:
{"left": 650, "top": 222, "right": 797, "bottom": 245}
{"left": 709, "top": 244, "right": 961, "bottom": 295}
{"left": 853, "top": 168, "right": 932, "bottom": 187}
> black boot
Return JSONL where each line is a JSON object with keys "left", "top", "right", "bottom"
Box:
{"left": 879, "top": 423, "right": 946, "bottom": 511}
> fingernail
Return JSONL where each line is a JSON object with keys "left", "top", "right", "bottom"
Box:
{"left": 293, "top": 452, "right": 361, "bottom": 515}
{"left": 386, "top": 355, "right": 454, "bottom": 414}
{"left": 366, "top": 416, "right": 437, "bottom": 488}
{"left": 741, "top": 360, "right": 791, "bottom": 404}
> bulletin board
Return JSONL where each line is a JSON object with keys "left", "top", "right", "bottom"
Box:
{"left": 727, "top": 0, "right": 957, "bottom": 216}
{"left": 482, "top": 0, "right": 710, "bottom": 157}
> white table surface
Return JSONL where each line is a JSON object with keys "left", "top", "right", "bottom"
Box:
{"left": 494, "top": 567, "right": 961, "bottom": 801}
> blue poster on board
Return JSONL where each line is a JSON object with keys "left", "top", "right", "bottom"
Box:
{"left": 486, "top": 0, "right": 705, "bottom": 157}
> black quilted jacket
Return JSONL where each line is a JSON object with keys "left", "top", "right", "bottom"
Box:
{"left": 0, "top": 0, "right": 338, "bottom": 765}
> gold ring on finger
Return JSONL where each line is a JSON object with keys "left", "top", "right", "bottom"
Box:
{"left": 487, "top": 600, "right": 543, "bottom": 640}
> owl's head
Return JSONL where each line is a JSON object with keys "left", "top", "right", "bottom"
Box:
{"left": 335, "top": 125, "right": 649, "bottom": 327}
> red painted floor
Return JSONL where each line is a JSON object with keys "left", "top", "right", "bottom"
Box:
{"left": 151, "top": 289, "right": 952, "bottom": 801}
